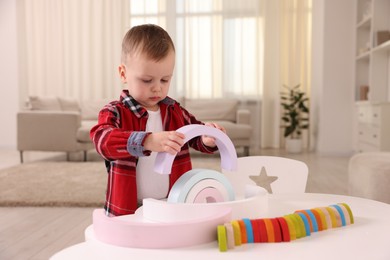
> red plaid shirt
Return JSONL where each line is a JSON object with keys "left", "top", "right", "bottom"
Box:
{"left": 90, "top": 90, "right": 217, "bottom": 216}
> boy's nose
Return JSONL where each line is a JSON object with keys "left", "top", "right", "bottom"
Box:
{"left": 151, "top": 83, "right": 162, "bottom": 92}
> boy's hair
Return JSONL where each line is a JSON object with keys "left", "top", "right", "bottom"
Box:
{"left": 121, "top": 24, "right": 175, "bottom": 63}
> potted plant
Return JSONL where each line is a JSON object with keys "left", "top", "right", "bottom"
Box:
{"left": 280, "top": 84, "right": 309, "bottom": 153}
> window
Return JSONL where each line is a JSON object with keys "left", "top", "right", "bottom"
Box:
{"left": 128, "top": 0, "right": 264, "bottom": 99}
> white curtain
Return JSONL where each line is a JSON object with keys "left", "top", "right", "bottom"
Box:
{"left": 125, "top": 0, "right": 265, "bottom": 100}
{"left": 17, "top": 0, "right": 129, "bottom": 103}
{"left": 17, "top": 0, "right": 311, "bottom": 151}
{"left": 261, "top": 0, "right": 312, "bottom": 149}
{"left": 126, "top": 0, "right": 265, "bottom": 149}
{"left": 173, "top": 0, "right": 264, "bottom": 99}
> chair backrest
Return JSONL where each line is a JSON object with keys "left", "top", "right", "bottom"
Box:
{"left": 222, "top": 156, "right": 308, "bottom": 195}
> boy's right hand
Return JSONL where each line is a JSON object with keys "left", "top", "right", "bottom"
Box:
{"left": 143, "top": 131, "right": 185, "bottom": 155}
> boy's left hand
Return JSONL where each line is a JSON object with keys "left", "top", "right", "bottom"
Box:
{"left": 201, "top": 123, "right": 226, "bottom": 147}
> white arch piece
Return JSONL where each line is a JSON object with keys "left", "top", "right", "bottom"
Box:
{"left": 143, "top": 186, "right": 268, "bottom": 222}
{"left": 154, "top": 124, "right": 238, "bottom": 175}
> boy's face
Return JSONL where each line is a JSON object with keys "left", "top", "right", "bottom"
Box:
{"left": 119, "top": 50, "right": 175, "bottom": 111}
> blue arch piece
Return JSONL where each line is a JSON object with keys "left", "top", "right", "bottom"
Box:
{"left": 167, "top": 169, "right": 235, "bottom": 203}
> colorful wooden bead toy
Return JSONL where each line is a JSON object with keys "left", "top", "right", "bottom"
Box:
{"left": 217, "top": 203, "right": 354, "bottom": 252}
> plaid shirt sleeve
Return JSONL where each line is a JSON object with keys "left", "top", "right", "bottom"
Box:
{"left": 90, "top": 103, "right": 150, "bottom": 161}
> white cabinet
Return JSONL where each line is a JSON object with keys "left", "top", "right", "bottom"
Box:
{"left": 354, "top": 0, "right": 390, "bottom": 102}
{"left": 356, "top": 102, "right": 390, "bottom": 152}
{"left": 354, "top": 0, "right": 390, "bottom": 152}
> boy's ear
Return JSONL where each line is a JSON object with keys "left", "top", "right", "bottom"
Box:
{"left": 118, "top": 64, "right": 126, "bottom": 83}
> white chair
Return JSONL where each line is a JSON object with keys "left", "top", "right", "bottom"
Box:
{"left": 222, "top": 156, "right": 308, "bottom": 195}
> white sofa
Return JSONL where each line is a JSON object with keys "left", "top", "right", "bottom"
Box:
{"left": 17, "top": 96, "right": 107, "bottom": 162}
{"left": 179, "top": 97, "right": 252, "bottom": 155}
{"left": 17, "top": 96, "right": 252, "bottom": 162}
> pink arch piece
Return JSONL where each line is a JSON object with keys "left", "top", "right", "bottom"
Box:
{"left": 92, "top": 207, "right": 232, "bottom": 248}
{"left": 193, "top": 187, "right": 225, "bottom": 203}
{"left": 154, "top": 124, "right": 238, "bottom": 175}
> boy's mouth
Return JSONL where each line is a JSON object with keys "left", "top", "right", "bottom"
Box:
{"left": 149, "top": 96, "right": 160, "bottom": 101}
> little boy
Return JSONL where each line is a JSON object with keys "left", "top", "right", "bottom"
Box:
{"left": 90, "top": 24, "right": 225, "bottom": 216}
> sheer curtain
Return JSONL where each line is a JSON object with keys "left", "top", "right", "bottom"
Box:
{"left": 17, "top": 0, "right": 311, "bottom": 151}
{"left": 261, "top": 0, "right": 312, "bottom": 149}
{"left": 17, "top": 0, "right": 129, "bottom": 103}
{"left": 17, "top": 0, "right": 264, "bottom": 101}
{"left": 126, "top": 0, "right": 265, "bottom": 149}
{"left": 126, "top": 0, "right": 264, "bottom": 99}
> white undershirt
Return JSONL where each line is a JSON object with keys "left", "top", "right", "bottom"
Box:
{"left": 136, "top": 108, "right": 169, "bottom": 202}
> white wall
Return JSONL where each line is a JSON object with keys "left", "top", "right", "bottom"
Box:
{"left": 0, "top": 0, "right": 18, "bottom": 149}
{"left": 312, "top": 0, "right": 355, "bottom": 155}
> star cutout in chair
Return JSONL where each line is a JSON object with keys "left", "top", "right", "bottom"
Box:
{"left": 249, "top": 166, "right": 278, "bottom": 193}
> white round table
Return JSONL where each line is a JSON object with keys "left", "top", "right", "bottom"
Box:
{"left": 50, "top": 193, "right": 390, "bottom": 260}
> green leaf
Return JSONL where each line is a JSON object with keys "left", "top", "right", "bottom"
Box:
{"left": 280, "top": 83, "right": 309, "bottom": 138}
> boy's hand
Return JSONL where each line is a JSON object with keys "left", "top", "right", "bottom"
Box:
{"left": 202, "top": 123, "right": 226, "bottom": 147}
{"left": 143, "top": 131, "right": 185, "bottom": 155}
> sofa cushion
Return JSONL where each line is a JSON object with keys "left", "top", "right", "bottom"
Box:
{"left": 77, "top": 120, "right": 96, "bottom": 142}
{"left": 81, "top": 99, "right": 112, "bottom": 120}
{"left": 211, "top": 121, "right": 252, "bottom": 139}
{"left": 184, "top": 98, "right": 238, "bottom": 122}
{"left": 29, "top": 96, "right": 62, "bottom": 111}
{"left": 58, "top": 97, "right": 80, "bottom": 112}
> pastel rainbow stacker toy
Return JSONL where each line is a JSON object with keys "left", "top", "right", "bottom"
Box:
{"left": 88, "top": 124, "right": 355, "bottom": 251}
{"left": 90, "top": 124, "right": 268, "bottom": 249}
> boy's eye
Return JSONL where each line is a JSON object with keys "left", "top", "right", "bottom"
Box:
{"left": 142, "top": 79, "right": 152, "bottom": 83}
{"left": 161, "top": 79, "right": 169, "bottom": 83}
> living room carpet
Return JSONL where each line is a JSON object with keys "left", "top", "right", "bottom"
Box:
{"left": 0, "top": 161, "right": 107, "bottom": 207}
{"left": 0, "top": 156, "right": 221, "bottom": 207}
